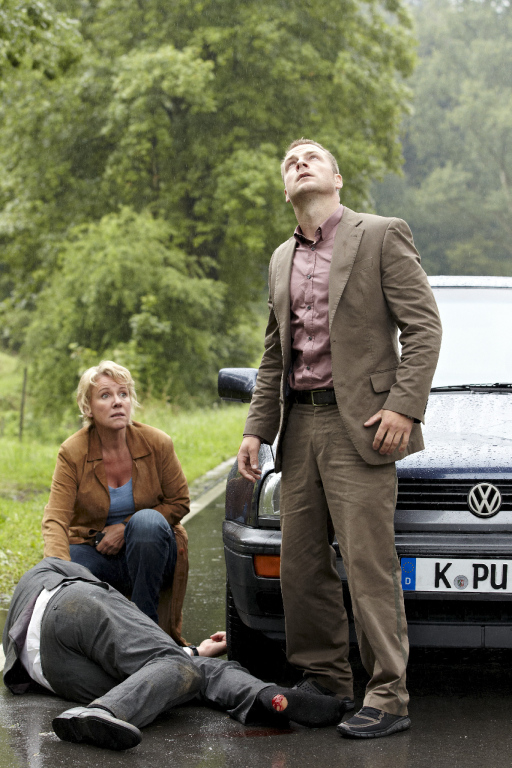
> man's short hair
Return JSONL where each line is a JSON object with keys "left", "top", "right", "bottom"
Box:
{"left": 281, "top": 138, "right": 340, "bottom": 178}
{"left": 76, "top": 360, "right": 140, "bottom": 427}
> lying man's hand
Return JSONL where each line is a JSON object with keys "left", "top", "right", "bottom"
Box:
{"left": 197, "top": 631, "right": 227, "bottom": 657}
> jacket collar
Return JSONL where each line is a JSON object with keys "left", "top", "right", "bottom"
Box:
{"left": 87, "top": 422, "right": 152, "bottom": 462}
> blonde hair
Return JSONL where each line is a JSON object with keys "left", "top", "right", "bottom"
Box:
{"left": 77, "top": 360, "right": 140, "bottom": 428}
{"left": 281, "top": 138, "right": 340, "bottom": 178}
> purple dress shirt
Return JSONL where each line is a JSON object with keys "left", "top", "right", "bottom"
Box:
{"left": 289, "top": 205, "right": 344, "bottom": 390}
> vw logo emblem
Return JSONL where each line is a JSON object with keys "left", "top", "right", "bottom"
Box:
{"left": 467, "top": 483, "right": 502, "bottom": 518}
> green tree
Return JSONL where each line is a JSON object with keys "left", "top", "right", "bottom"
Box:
{"left": 24, "top": 208, "right": 228, "bottom": 409}
{"left": 374, "top": 0, "right": 512, "bottom": 276}
{"left": 0, "top": 0, "right": 416, "bottom": 412}
{"left": 0, "top": 0, "right": 80, "bottom": 75}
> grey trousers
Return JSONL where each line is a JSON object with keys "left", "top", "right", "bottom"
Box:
{"left": 40, "top": 581, "right": 270, "bottom": 728}
{"left": 280, "top": 404, "right": 409, "bottom": 715}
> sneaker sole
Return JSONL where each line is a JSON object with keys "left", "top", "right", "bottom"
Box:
{"left": 338, "top": 716, "right": 411, "bottom": 739}
{"left": 52, "top": 712, "right": 141, "bottom": 750}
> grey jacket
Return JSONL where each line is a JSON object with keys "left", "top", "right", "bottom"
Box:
{"left": 2, "top": 558, "right": 105, "bottom": 693}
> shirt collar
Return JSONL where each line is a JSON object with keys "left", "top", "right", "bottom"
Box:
{"left": 294, "top": 204, "right": 344, "bottom": 245}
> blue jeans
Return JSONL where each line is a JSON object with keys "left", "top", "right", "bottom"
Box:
{"left": 70, "top": 509, "right": 177, "bottom": 624}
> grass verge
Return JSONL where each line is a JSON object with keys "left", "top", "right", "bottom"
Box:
{"left": 0, "top": 402, "right": 249, "bottom": 605}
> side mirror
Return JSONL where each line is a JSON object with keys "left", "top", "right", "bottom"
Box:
{"left": 218, "top": 368, "right": 258, "bottom": 403}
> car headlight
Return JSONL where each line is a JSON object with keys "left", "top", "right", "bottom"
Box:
{"left": 258, "top": 472, "right": 281, "bottom": 520}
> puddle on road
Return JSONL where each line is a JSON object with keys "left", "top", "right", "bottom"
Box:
{"left": 181, "top": 493, "right": 226, "bottom": 643}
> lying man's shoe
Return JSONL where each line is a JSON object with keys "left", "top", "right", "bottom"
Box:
{"left": 52, "top": 706, "right": 142, "bottom": 750}
{"left": 257, "top": 685, "right": 351, "bottom": 727}
{"left": 337, "top": 706, "right": 411, "bottom": 739}
{"left": 294, "top": 677, "right": 355, "bottom": 711}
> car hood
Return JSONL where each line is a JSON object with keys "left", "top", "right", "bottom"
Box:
{"left": 398, "top": 393, "right": 512, "bottom": 478}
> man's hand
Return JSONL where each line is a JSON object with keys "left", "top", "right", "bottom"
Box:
{"left": 237, "top": 436, "right": 262, "bottom": 482}
{"left": 364, "top": 409, "right": 414, "bottom": 455}
{"left": 96, "top": 523, "right": 125, "bottom": 555}
{"left": 197, "top": 631, "right": 227, "bottom": 657}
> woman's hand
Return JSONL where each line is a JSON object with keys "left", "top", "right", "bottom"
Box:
{"left": 96, "top": 523, "right": 126, "bottom": 555}
{"left": 197, "top": 631, "right": 227, "bottom": 657}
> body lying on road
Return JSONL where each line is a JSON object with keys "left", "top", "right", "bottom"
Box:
{"left": 2, "top": 558, "right": 345, "bottom": 750}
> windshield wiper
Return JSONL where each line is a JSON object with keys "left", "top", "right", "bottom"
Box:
{"left": 431, "top": 383, "right": 512, "bottom": 392}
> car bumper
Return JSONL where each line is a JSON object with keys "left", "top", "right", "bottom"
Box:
{"left": 224, "top": 520, "right": 512, "bottom": 648}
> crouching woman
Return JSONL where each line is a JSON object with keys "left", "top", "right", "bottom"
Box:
{"left": 42, "top": 360, "right": 189, "bottom": 644}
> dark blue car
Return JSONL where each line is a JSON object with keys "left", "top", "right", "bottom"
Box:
{"left": 219, "top": 276, "right": 512, "bottom": 677}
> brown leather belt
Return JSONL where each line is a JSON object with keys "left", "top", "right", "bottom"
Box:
{"left": 291, "top": 389, "right": 337, "bottom": 406}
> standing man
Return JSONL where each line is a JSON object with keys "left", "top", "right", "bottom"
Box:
{"left": 238, "top": 139, "right": 442, "bottom": 739}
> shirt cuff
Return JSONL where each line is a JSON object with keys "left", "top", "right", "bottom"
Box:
{"left": 242, "top": 434, "right": 268, "bottom": 444}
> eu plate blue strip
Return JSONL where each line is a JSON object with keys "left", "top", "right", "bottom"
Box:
{"left": 401, "top": 557, "right": 416, "bottom": 591}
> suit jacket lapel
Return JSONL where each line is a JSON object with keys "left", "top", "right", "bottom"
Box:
{"left": 273, "top": 237, "right": 295, "bottom": 358}
{"left": 328, "top": 207, "right": 364, "bottom": 331}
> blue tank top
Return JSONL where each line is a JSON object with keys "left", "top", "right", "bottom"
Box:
{"left": 107, "top": 478, "right": 135, "bottom": 526}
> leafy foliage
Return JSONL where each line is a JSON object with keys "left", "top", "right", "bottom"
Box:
{"left": 0, "top": 0, "right": 415, "bottom": 413}
{"left": 0, "top": 0, "right": 81, "bottom": 75}
{"left": 374, "top": 0, "right": 512, "bottom": 276}
{"left": 24, "top": 208, "right": 229, "bottom": 407}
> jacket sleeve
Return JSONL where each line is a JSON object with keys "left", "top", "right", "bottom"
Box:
{"left": 153, "top": 436, "right": 190, "bottom": 526}
{"left": 380, "top": 218, "right": 443, "bottom": 422}
{"left": 41, "top": 446, "right": 77, "bottom": 560}
{"left": 243, "top": 253, "right": 284, "bottom": 444}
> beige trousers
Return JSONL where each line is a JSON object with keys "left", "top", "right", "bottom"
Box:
{"left": 280, "top": 404, "right": 409, "bottom": 715}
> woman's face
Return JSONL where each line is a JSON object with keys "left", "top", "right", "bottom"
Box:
{"left": 87, "top": 375, "right": 131, "bottom": 431}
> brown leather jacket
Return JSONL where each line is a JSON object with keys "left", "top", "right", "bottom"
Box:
{"left": 42, "top": 421, "right": 190, "bottom": 644}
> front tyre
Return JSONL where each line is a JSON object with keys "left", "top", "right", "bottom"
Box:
{"left": 226, "top": 580, "right": 295, "bottom": 684}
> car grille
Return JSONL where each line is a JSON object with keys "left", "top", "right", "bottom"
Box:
{"left": 255, "top": 590, "right": 512, "bottom": 625}
{"left": 396, "top": 479, "right": 512, "bottom": 511}
{"left": 405, "top": 598, "right": 512, "bottom": 624}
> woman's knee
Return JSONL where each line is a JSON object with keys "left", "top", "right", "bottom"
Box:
{"left": 126, "top": 509, "right": 171, "bottom": 538}
{"left": 125, "top": 510, "right": 175, "bottom": 555}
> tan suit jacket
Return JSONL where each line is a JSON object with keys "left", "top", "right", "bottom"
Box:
{"left": 244, "top": 206, "right": 442, "bottom": 469}
{"left": 42, "top": 421, "right": 190, "bottom": 644}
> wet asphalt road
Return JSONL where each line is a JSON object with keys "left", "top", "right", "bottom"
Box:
{"left": 1, "top": 494, "right": 512, "bottom": 768}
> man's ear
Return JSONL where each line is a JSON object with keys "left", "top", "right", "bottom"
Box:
{"left": 284, "top": 187, "right": 291, "bottom": 203}
{"left": 335, "top": 174, "right": 343, "bottom": 191}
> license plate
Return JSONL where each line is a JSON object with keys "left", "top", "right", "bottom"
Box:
{"left": 401, "top": 557, "right": 512, "bottom": 593}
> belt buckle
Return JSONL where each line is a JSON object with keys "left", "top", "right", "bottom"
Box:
{"left": 311, "top": 389, "right": 327, "bottom": 406}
